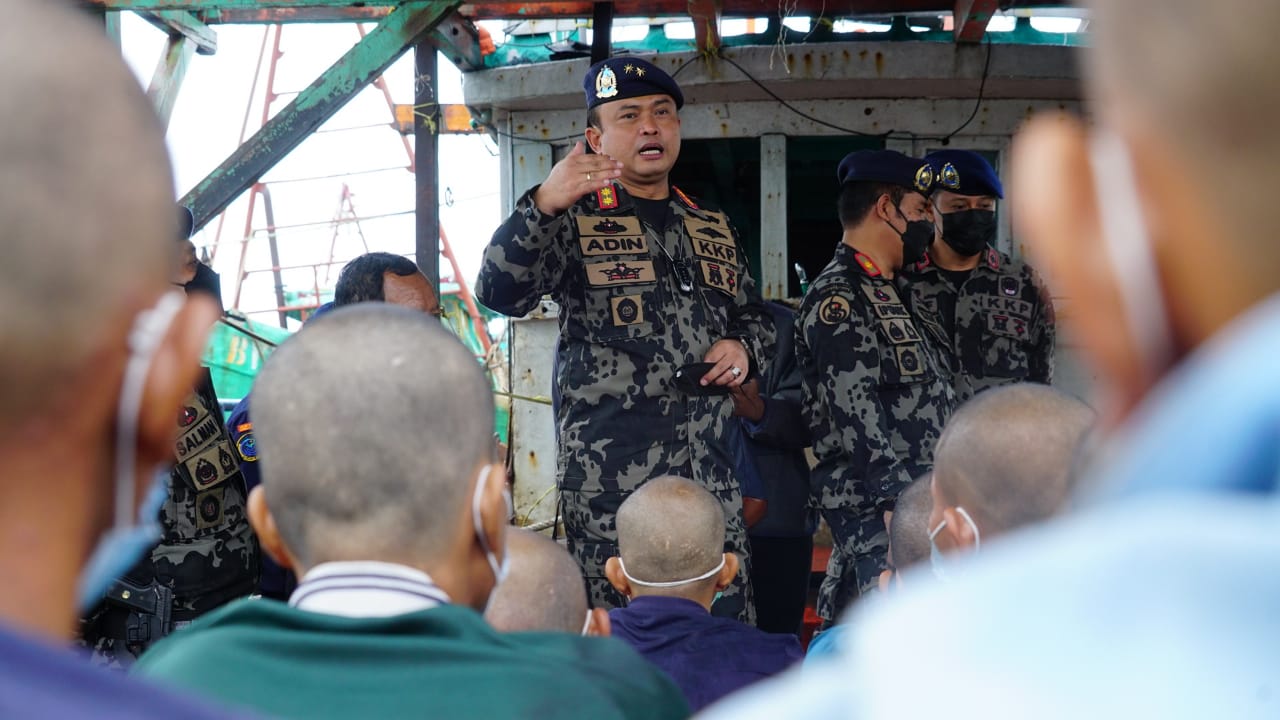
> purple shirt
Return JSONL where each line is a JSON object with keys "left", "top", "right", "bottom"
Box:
{"left": 609, "top": 595, "right": 803, "bottom": 711}
{"left": 0, "top": 622, "right": 248, "bottom": 718}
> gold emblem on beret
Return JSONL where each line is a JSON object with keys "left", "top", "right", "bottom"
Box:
{"left": 624, "top": 63, "right": 635, "bottom": 74}
{"left": 596, "top": 65, "right": 619, "bottom": 100}
{"left": 914, "top": 164, "right": 935, "bottom": 193}
{"left": 940, "top": 162, "right": 960, "bottom": 190}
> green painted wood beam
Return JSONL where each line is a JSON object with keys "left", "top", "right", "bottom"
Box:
{"left": 148, "top": 33, "right": 196, "bottom": 127}
{"left": 179, "top": 0, "right": 461, "bottom": 231}
{"left": 140, "top": 10, "right": 218, "bottom": 54}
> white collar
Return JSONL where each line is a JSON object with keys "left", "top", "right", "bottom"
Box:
{"left": 288, "top": 561, "right": 452, "bottom": 618}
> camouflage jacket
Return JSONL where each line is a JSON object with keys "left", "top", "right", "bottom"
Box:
{"left": 796, "top": 244, "right": 955, "bottom": 512}
{"left": 142, "top": 370, "right": 259, "bottom": 618}
{"left": 902, "top": 247, "right": 1055, "bottom": 402}
{"left": 475, "top": 183, "right": 775, "bottom": 497}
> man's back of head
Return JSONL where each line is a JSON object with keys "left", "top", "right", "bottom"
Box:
{"left": 606, "top": 476, "right": 737, "bottom": 606}
{"left": 485, "top": 528, "right": 600, "bottom": 635}
{"left": 335, "top": 252, "right": 440, "bottom": 317}
{"left": 250, "top": 305, "right": 497, "bottom": 603}
{"left": 930, "top": 384, "right": 1094, "bottom": 551}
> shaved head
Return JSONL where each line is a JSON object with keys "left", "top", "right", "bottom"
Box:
{"left": 253, "top": 305, "right": 494, "bottom": 567}
{"left": 616, "top": 476, "right": 724, "bottom": 593}
{"left": 485, "top": 529, "right": 587, "bottom": 633}
{"left": 0, "top": 0, "right": 176, "bottom": 426}
{"left": 889, "top": 474, "right": 933, "bottom": 571}
{"left": 933, "top": 385, "right": 1095, "bottom": 535}
{"left": 1089, "top": 0, "right": 1280, "bottom": 258}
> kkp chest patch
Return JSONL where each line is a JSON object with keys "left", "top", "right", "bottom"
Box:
{"left": 981, "top": 295, "right": 1034, "bottom": 320}
{"left": 576, "top": 216, "right": 648, "bottom": 256}
{"left": 697, "top": 260, "right": 738, "bottom": 296}
{"left": 986, "top": 312, "right": 1029, "bottom": 340}
{"left": 585, "top": 259, "right": 657, "bottom": 287}
{"left": 610, "top": 294, "right": 645, "bottom": 326}
{"left": 684, "top": 217, "right": 739, "bottom": 265}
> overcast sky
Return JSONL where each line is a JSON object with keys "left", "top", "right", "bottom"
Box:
{"left": 121, "top": 14, "right": 501, "bottom": 324}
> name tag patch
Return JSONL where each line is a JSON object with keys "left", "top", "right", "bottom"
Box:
{"left": 585, "top": 260, "right": 657, "bottom": 287}
{"left": 577, "top": 217, "right": 649, "bottom": 256}
{"left": 872, "top": 303, "right": 911, "bottom": 320}
{"left": 610, "top": 294, "right": 646, "bottom": 326}
{"left": 697, "top": 259, "right": 738, "bottom": 296}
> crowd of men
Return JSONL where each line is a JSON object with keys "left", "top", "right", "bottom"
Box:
{"left": 5, "top": 0, "right": 1280, "bottom": 717}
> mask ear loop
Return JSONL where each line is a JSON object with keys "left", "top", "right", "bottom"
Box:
{"left": 954, "top": 507, "right": 982, "bottom": 551}
{"left": 113, "top": 291, "right": 186, "bottom": 529}
{"left": 1089, "top": 133, "right": 1174, "bottom": 376}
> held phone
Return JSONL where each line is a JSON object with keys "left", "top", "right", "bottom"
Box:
{"left": 672, "top": 362, "right": 733, "bottom": 396}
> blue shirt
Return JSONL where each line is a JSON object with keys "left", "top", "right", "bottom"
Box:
{"left": 0, "top": 622, "right": 248, "bottom": 718}
{"left": 227, "top": 396, "right": 295, "bottom": 599}
{"left": 699, "top": 294, "right": 1280, "bottom": 719}
{"left": 609, "top": 595, "right": 802, "bottom": 712}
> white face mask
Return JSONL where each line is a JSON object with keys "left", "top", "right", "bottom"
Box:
{"left": 77, "top": 291, "right": 186, "bottom": 611}
{"left": 617, "top": 553, "right": 726, "bottom": 589}
{"left": 1089, "top": 132, "right": 1174, "bottom": 379}
{"left": 927, "top": 506, "right": 981, "bottom": 582}
{"left": 471, "top": 464, "right": 511, "bottom": 607}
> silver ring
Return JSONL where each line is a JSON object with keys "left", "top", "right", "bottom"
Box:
{"left": 586, "top": 171, "right": 593, "bottom": 181}
{"left": 730, "top": 366, "right": 742, "bottom": 378}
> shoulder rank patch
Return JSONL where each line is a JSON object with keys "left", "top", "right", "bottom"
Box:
{"left": 985, "top": 248, "right": 1001, "bottom": 271}
{"left": 596, "top": 184, "right": 619, "bottom": 210}
{"left": 817, "top": 294, "right": 852, "bottom": 325}
{"left": 585, "top": 259, "right": 657, "bottom": 287}
{"left": 854, "top": 252, "right": 882, "bottom": 277}
{"left": 671, "top": 186, "right": 700, "bottom": 210}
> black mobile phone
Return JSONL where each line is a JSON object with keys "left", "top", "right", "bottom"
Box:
{"left": 672, "top": 362, "right": 732, "bottom": 396}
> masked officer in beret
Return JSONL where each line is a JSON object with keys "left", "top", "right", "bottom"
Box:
{"left": 796, "top": 150, "right": 954, "bottom": 622}
{"left": 903, "top": 150, "right": 1056, "bottom": 401}
{"left": 476, "top": 57, "right": 774, "bottom": 622}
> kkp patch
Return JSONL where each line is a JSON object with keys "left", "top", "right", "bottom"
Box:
{"left": 818, "top": 294, "right": 852, "bottom": 325}
{"left": 610, "top": 294, "right": 645, "bottom": 326}
{"left": 236, "top": 432, "right": 258, "bottom": 463}
{"left": 697, "top": 260, "right": 738, "bottom": 296}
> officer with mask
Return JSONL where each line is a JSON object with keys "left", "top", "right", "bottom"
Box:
{"left": 795, "top": 150, "right": 955, "bottom": 621}
{"left": 903, "top": 150, "right": 1056, "bottom": 401}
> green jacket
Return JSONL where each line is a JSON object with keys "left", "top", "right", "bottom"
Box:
{"left": 134, "top": 599, "right": 690, "bottom": 720}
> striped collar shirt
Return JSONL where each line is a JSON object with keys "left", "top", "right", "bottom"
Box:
{"left": 288, "top": 561, "right": 452, "bottom": 618}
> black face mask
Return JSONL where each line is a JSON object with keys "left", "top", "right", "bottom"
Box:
{"left": 940, "top": 209, "right": 997, "bottom": 257}
{"left": 888, "top": 203, "right": 936, "bottom": 267}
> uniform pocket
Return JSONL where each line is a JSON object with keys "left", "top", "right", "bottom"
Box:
{"left": 580, "top": 283, "right": 661, "bottom": 342}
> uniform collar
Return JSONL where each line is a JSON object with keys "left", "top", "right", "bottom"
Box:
{"left": 288, "top": 561, "right": 451, "bottom": 618}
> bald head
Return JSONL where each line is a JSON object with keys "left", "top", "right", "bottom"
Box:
{"left": 616, "top": 476, "right": 724, "bottom": 592}
{"left": 253, "top": 305, "right": 494, "bottom": 568}
{"left": 0, "top": 1, "right": 176, "bottom": 426}
{"left": 1089, "top": 0, "right": 1280, "bottom": 257}
{"left": 933, "top": 385, "right": 1095, "bottom": 535}
{"left": 485, "top": 529, "right": 588, "bottom": 633}
{"left": 889, "top": 474, "right": 933, "bottom": 571}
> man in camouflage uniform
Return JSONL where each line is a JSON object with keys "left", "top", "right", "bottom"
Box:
{"left": 80, "top": 214, "right": 259, "bottom": 667}
{"left": 796, "top": 150, "right": 954, "bottom": 622}
{"left": 476, "top": 57, "right": 773, "bottom": 621}
{"left": 903, "top": 149, "right": 1055, "bottom": 402}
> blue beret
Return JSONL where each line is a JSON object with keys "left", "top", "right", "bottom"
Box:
{"left": 584, "top": 57, "right": 684, "bottom": 110}
{"left": 836, "top": 150, "right": 934, "bottom": 194}
{"left": 924, "top": 149, "right": 1003, "bottom": 199}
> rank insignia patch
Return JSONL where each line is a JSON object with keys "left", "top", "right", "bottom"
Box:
{"left": 585, "top": 259, "right": 656, "bottom": 287}
{"left": 596, "top": 185, "right": 619, "bottom": 210}
{"left": 854, "top": 252, "right": 882, "bottom": 277}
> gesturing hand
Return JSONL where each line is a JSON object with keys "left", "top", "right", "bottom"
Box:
{"left": 532, "top": 142, "right": 624, "bottom": 216}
